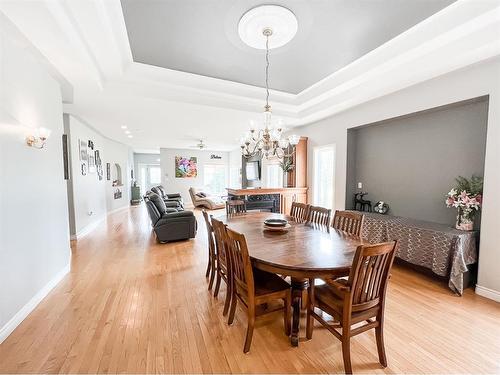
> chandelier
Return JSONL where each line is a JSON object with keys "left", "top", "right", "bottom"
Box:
{"left": 239, "top": 25, "right": 300, "bottom": 160}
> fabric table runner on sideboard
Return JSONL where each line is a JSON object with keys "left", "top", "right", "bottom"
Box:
{"left": 353, "top": 212, "right": 477, "bottom": 295}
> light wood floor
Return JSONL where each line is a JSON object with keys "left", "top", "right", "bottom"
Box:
{"left": 0, "top": 206, "right": 499, "bottom": 374}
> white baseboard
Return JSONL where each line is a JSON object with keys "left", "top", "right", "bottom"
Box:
{"left": 70, "top": 205, "right": 130, "bottom": 240}
{"left": 475, "top": 285, "right": 500, "bottom": 302}
{"left": 0, "top": 261, "right": 71, "bottom": 344}
{"left": 70, "top": 215, "right": 105, "bottom": 240}
{"left": 107, "top": 205, "right": 129, "bottom": 216}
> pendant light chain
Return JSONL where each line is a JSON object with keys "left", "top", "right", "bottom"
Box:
{"left": 265, "top": 34, "right": 270, "bottom": 111}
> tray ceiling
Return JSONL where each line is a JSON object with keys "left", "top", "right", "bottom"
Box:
{"left": 121, "top": 0, "right": 455, "bottom": 94}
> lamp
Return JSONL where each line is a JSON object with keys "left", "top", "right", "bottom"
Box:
{"left": 26, "top": 127, "right": 51, "bottom": 149}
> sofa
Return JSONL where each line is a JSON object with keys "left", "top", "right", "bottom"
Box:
{"left": 151, "top": 185, "right": 184, "bottom": 209}
{"left": 188, "top": 187, "right": 225, "bottom": 210}
{"left": 144, "top": 192, "right": 197, "bottom": 243}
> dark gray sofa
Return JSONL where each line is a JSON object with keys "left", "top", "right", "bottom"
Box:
{"left": 145, "top": 192, "right": 196, "bottom": 243}
{"left": 151, "top": 185, "right": 184, "bottom": 209}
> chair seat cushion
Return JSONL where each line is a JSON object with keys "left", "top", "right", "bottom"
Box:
{"left": 315, "top": 283, "right": 379, "bottom": 323}
{"left": 253, "top": 269, "right": 290, "bottom": 296}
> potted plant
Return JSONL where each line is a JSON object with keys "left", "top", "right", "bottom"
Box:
{"left": 279, "top": 159, "right": 294, "bottom": 188}
{"left": 445, "top": 175, "right": 483, "bottom": 231}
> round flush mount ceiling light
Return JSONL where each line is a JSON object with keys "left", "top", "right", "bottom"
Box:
{"left": 238, "top": 5, "right": 298, "bottom": 50}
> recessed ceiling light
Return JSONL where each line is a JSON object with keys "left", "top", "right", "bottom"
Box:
{"left": 127, "top": 135, "right": 133, "bottom": 138}
{"left": 121, "top": 125, "right": 127, "bottom": 129}
{"left": 125, "top": 130, "right": 131, "bottom": 134}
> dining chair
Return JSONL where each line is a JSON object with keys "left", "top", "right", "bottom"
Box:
{"left": 290, "top": 202, "right": 310, "bottom": 222}
{"left": 307, "top": 205, "right": 332, "bottom": 226}
{"left": 211, "top": 217, "right": 233, "bottom": 316}
{"left": 226, "top": 199, "right": 247, "bottom": 215}
{"left": 225, "top": 227, "right": 292, "bottom": 353}
{"left": 332, "top": 210, "right": 364, "bottom": 237}
{"left": 202, "top": 210, "right": 217, "bottom": 290}
{"left": 306, "top": 241, "right": 398, "bottom": 374}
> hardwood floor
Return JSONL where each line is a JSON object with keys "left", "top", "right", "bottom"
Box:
{"left": 0, "top": 205, "right": 499, "bottom": 373}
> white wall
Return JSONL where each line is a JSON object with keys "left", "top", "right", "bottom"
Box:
{"left": 0, "top": 25, "right": 71, "bottom": 341}
{"left": 160, "top": 148, "right": 229, "bottom": 205}
{"left": 65, "top": 115, "right": 132, "bottom": 238}
{"left": 228, "top": 148, "right": 242, "bottom": 188}
{"left": 297, "top": 57, "right": 500, "bottom": 300}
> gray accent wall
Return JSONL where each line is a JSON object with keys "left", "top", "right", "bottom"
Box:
{"left": 346, "top": 98, "right": 488, "bottom": 225}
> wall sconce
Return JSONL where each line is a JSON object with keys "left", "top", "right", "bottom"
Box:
{"left": 26, "top": 127, "right": 51, "bottom": 149}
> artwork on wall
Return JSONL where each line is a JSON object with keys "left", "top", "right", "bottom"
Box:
{"left": 79, "top": 139, "right": 88, "bottom": 176}
{"left": 95, "top": 150, "right": 103, "bottom": 180}
{"left": 175, "top": 156, "right": 197, "bottom": 178}
{"left": 106, "top": 163, "right": 111, "bottom": 180}
{"left": 88, "top": 144, "right": 96, "bottom": 173}
{"left": 114, "top": 188, "right": 122, "bottom": 200}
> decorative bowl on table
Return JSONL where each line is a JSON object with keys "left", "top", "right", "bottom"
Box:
{"left": 263, "top": 218, "right": 290, "bottom": 232}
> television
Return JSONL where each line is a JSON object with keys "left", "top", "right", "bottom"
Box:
{"left": 245, "top": 161, "right": 260, "bottom": 181}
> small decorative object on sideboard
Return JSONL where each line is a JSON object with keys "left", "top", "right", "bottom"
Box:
{"left": 354, "top": 192, "right": 372, "bottom": 212}
{"left": 279, "top": 158, "right": 294, "bottom": 188}
{"left": 445, "top": 175, "right": 483, "bottom": 231}
{"left": 374, "top": 201, "right": 389, "bottom": 214}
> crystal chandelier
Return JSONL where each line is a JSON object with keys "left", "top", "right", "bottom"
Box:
{"left": 240, "top": 28, "right": 300, "bottom": 160}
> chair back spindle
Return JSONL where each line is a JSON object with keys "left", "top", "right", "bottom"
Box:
{"left": 307, "top": 206, "right": 332, "bottom": 226}
{"left": 290, "top": 202, "right": 310, "bottom": 222}
{"left": 332, "top": 210, "right": 364, "bottom": 237}
{"left": 225, "top": 228, "right": 255, "bottom": 300}
{"left": 348, "top": 241, "right": 397, "bottom": 310}
{"left": 211, "top": 218, "right": 231, "bottom": 278}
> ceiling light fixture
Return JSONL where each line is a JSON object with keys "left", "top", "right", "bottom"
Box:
{"left": 238, "top": 5, "right": 300, "bottom": 160}
{"left": 121, "top": 125, "right": 127, "bottom": 129}
{"left": 127, "top": 135, "right": 133, "bottom": 138}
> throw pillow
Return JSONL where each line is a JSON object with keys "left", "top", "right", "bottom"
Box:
{"left": 195, "top": 192, "right": 207, "bottom": 198}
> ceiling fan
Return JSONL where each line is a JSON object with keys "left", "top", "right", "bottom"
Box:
{"left": 190, "top": 139, "right": 207, "bottom": 150}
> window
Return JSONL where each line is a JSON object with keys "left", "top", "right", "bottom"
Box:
{"left": 266, "top": 164, "right": 282, "bottom": 188}
{"left": 138, "top": 164, "right": 161, "bottom": 193}
{"left": 204, "top": 164, "right": 228, "bottom": 196}
{"left": 149, "top": 166, "right": 161, "bottom": 184}
{"left": 313, "top": 146, "right": 335, "bottom": 209}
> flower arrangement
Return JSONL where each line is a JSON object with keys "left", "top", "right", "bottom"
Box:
{"left": 445, "top": 175, "right": 483, "bottom": 230}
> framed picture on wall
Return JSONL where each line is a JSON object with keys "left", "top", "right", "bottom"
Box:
{"left": 106, "top": 163, "right": 111, "bottom": 180}
{"left": 175, "top": 156, "right": 197, "bottom": 178}
{"left": 78, "top": 139, "right": 88, "bottom": 175}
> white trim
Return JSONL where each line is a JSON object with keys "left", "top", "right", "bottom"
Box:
{"left": 70, "top": 215, "right": 105, "bottom": 240}
{"left": 107, "top": 205, "right": 130, "bottom": 216}
{"left": 70, "top": 205, "right": 131, "bottom": 240}
{"left": 0, "top": 260, "right": 71, "bottom": 344}
{"left": 475, "top": 285, "right": 500, "bottom": 303}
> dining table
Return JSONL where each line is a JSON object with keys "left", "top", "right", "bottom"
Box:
{"left": 215, "top": 212, "right": 365, "bottom": 346}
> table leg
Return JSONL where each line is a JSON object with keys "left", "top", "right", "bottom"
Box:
{"left": 290, "top": 277, "right": 308, "bottom": 347}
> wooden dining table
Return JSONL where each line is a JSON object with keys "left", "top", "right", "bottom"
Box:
{"left": 216, "top": 212, "right": 365, "bottom": 346}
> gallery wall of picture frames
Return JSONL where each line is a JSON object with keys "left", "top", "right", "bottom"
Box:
{"left": 77, "top": 139, "right": 104, "bottom": 181}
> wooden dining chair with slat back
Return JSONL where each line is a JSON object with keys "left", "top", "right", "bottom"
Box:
{"left": 202, "top": 210, "right": 217, "bottom": 290}
{"left": 306, "top": 241, "right": 398, "bottom": 374}
{"left": 307, "top": 206, "right": 332, "bottom": 226}
{"left": 225, "top": 227, "right": 292, "bottom": 353}
{"left": 211, "top": 217, "right": 233, "bottom": 316}
{"left": 290, "top": 202, "right": 310, "bottom": 222}
{"left": 332, "top": 210, "right": 364, "bottom": 237}
{"left": 226, "top": 199, "right": 247, "bottom": 215}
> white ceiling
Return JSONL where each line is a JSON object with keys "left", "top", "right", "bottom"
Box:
{"left": 0, "top": 0, "right": 499, "bottom": 152}
{"left": 121, "top": 0, "right": 455, "bottom": 94}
